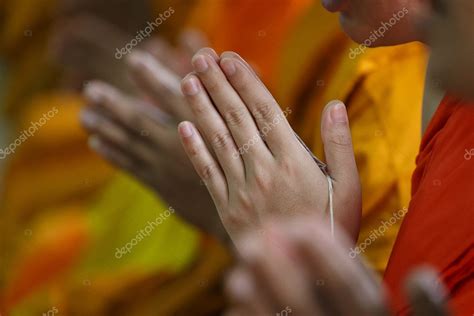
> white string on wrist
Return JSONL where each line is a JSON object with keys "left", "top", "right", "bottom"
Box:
{"left": 326, "top": 174, "right": 334, "bottom": 236}
{"left": 294, "top": 132, "right": 335, "bottom": 236}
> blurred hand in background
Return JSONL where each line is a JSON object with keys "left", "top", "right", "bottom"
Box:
{"left": 226, "top": 216, "right": 450, "bottom": 316}
{"left": 80, "top": 32, "right": 231, "bottom": 241}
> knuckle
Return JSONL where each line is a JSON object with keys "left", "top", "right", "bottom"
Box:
{"left": 252, "top": 100, "right": 277, "bottom": 122}
{"left": 255, "top": 174, "right": 272, "bottom": 193}
{"left": 200, "top": 163, "right": 217, "bottom": 181}
{"left": 210, "top": 131, "right": 234, "bottom": 150}
{"left": 129, "top": 112, "right": 146, "bottom": 131}
{"left": 187, "top": 141, "right": 199, "bottom": 157}
{"left": 326, "top": 133, "right": 353, "bottom": 152}
{"left": 232, "top": 71, "right": 250, "bottom": 90}
{"left": 278, "top": 158, "right": 296, "bottom": 177}
{"left": 252, "top": 168, "right": 272, "bottom": 192}
{"left": 203, "top": 77, "right": 220, "bottom": 93}
{"left": 109, "top": 127, "right": 131, "bottom": 147}
{"left": 235, "top": 189, "right": 253, "bottom": 212}
{"left": 192, "top": 102, "right": 208, "bottom": 116}
{"left": 223, "top": 107, "right": 247, "bottom": 127}
{"left": 223, "top": 211, "right": 243, "bottom": 227}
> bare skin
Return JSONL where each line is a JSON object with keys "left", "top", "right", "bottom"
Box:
{"left": 218, "top": 0, "right": 460, "bottom": 314}
{"left": 77, "top": 0, "right": 469, "bottom": 313}
{"left": 55, "top": 4, "right": 230, "bottom": 239}
{"left": 421, "top": 0, "right": 474, "bottom": 99}
{"left": 81, "top": 37, "right": 233, "bottom": 240}
{"left": 225, "top": 217, "right": 450, "bottom": 316}
{"left": 175, "top": 0, "right": 435, "bottom": 250}
{"left": 178, "top": 49, "right": 362, "bottom": 249}
{"left": 321, "top": 0, "right": 427, "bottom": 45}
{"left": 79, "top": 0, "right": 432, "bottom": 250}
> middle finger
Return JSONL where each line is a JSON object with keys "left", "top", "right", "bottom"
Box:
{"left": 181, "top": 74, "right": 245, "bottom": 183}
{"left": 191, "top": 50, "right": 272, "bottom": 165}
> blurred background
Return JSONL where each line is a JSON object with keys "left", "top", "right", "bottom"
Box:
{"left": 0, "top": 0, "right": 425, "bottom": 315}
{"left": 0, "top": 1, "right": 309, "bottom": 314}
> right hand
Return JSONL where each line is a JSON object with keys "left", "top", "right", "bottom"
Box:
{"left": 178, "top": 50, "right": 361, "bottom": 246}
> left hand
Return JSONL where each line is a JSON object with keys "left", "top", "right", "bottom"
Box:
{"left": 178, "top": 49, "right": 362, "bottom": 247}
{"left": 225, "top": 217, "right": 450, "bottom": 316}
{"left": 81, "top": 41, "right": 231, "bottom": 241}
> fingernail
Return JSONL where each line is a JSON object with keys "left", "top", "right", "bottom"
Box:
{"left": 128, "top": 51, "right": 155, "bottom": 72}
{"left": 221, "top": 58, "right": 236, "bottom": 76}
{"left": 80, "top": 110, "right": 99, "bottom": 128}
{"left": 192, "top": 55, "right": 208, "bottom": 73}
{"left": 178, "top": 121, "right": 194, "bottom": 138}
{"left": 182, "top": 76, "right": 200, "bottom": 95}
{"left": 127, "top": 52, "right": 146, "bottom": 69}
{"left": 84, "top": 85, "right": 103, "bottom": 103}
{"left": 330, "top": 101, "right": 348, "bottom": 123}
{"left": 88, "top": 136, "right": 102, "bottom": 150}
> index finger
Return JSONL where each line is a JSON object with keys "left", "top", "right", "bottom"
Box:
{"left": 127, "top": 51, "right": 190, "bottom": 120}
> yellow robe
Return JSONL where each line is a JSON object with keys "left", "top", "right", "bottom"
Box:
{"left": 277, "top": 4, "right": 427, "bottom": 273}
{"left": 1, "top": 1, "right": 230, "bottom": 315}
{"left": 1, "top": 2, "right": 426, "bottom": 315}
{"left": 2, "top": 0, "right": 314, "bottom": 313}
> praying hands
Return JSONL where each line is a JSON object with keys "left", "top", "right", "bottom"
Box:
{"left": 178, "top": 49, "right": 362, "bottom": 248}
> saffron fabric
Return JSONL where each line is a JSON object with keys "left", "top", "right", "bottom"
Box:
{"left": 384, "top": 95, "right": 474, "bottom": 315}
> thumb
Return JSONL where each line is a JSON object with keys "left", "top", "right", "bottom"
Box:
{"left": 321, "top": 100, "right": 358, "bottom": 185}
{"left": 321, "top": 100, "right": 361, "bottom": 241}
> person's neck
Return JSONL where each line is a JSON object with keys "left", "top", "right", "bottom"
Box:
{"left": 422, "top": 54, "right": 446, "bottom": 133}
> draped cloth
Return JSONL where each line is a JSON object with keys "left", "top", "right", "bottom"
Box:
{"left": 278, "top": 3, "right": 428, "bottom": 274}
{"left": 384, "top": 95, "right": 474, "bottom": 315}
{"left": 0, "top": 1, "right": 228, "bottom": 314}
{"left": 0, "top": 0, "right": 310, "bottom": 314}
{"left": 187, "top": 0, "right": 312, "bottom": 90}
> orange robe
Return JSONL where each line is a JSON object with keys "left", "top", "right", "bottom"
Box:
{"left": 189, "top": 0, "right": 312, "bottom": 89}
{"left": 0, "top": 1, "right": 228, "bottom": 314}
{"left": 277, "top": 4, "right": 427, "bottom": 274}
{"left": 1, "top": 1, "right": 312, "bottom": 314}
{"left": 384, "top": 95, "right": 474, "bottom": 315}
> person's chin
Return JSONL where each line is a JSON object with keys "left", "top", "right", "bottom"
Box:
{"left": 321, "top": 0, "right": 349, "bottom": 13}
{"left": 433, "top": 54, "right": 474, "bottom": 100}
{"left": 339, "top": 15, "right": 410, "bottom": 47}
{"left": 338, "top": 15, "right": 370, "bottom": 44}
